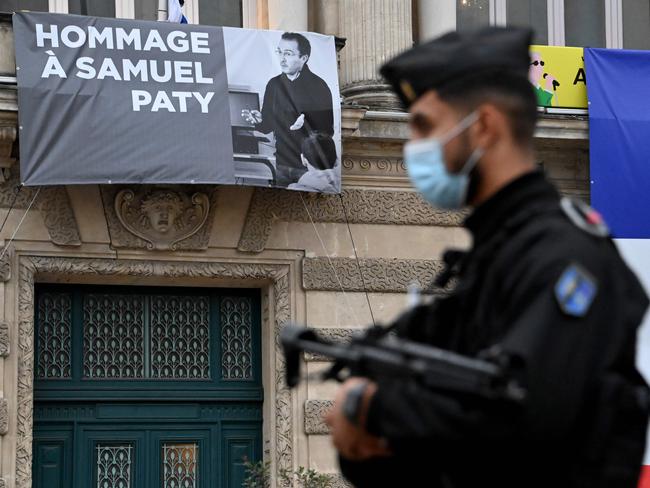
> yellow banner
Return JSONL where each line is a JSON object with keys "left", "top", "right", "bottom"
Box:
{"left": 529, "top": 45, "right": 587, "bottom": 109}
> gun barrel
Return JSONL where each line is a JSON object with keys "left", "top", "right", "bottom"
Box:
{"left": 280, "top": 325, "right": 524, "bottom": 403}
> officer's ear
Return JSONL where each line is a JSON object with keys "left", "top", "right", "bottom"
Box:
{"left": 471, "top": 103, "right": 507, "bottom": 152}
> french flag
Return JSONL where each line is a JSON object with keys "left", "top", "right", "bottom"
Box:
{"left": 167, "top": 0, "right": 188, "bottom": 23}
{"left": 585, "top": 48, "right": 650, "bottom": 486}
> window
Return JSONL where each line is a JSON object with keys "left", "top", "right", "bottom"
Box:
{"left": 68, "top": 0, "right": 115, "bottom": 17}
{"left": 198, "top": 0, "right": 242, "bottom": 26}
{"left": 131, "top": 0, "right": 244, "bottom": 26}
{"left": 0, "top": 0, "right": 48, "bottom": 12}
{"left": 565, "top": 0, "right": 605, "bottom": 47}
{"left": 623, "top": 0, "right": 650, "bottom": 50}
{"left": 11, "top": 0, "right": 248, "bottom": 26}
{"left": 456, "top": 0, "right": 552, "bottom": 43}
{"left": 453, "top": 0, "right": 633, "bottom": 48}
{"left": 35, "top": 285, "right": 261, "bottom": 396}
{"left": 457, "top": 0, "right": 490, "bottom": 32}
{"left": 507, "top": 0, "right": 548, "bottom": 45}
{"left": 134, "top": 0, "right": 158, "bottom": 21}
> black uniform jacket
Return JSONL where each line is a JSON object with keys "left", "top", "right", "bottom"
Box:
{"left": 255, "top": 64, "right": 333, "bottom": 169}
{"left": 341, "top": 171, "right": 650, "bottom": 488}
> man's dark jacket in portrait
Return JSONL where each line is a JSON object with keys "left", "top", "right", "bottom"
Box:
{"left": 255, "top": 64, "right": 334, "bottom": 171}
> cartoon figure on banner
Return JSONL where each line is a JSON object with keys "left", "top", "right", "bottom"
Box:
{"left": 529, "top": 51, "right": 560, "bottom": 107}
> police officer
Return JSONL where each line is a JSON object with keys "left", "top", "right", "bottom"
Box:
{"left": 324, "top": 27, "right": 650, "bottom": 487}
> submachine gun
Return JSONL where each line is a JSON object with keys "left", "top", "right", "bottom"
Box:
{"left": 280, "top": 325, "right": 526, "bottom": 404}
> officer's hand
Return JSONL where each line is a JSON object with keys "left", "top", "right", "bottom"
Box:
{"left": 241, "top": 109, "right": 262, "bottom": 124}
{"left": 325, "top": 378, "right": 392, "bottom": 461}
{"left": 290, "top": 113, "right": 305, "bottom": 130}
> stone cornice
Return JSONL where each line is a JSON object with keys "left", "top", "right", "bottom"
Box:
{"left": 237, "top": 188, "right": 465, "bottom": 253}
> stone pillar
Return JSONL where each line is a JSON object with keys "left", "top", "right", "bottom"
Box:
{"left": 418, "top": 0, "right": 456, "bottom": 41}
{"left": 338, "top": 0, "right": 413, "bottom": 110}
{"left": 268, "top": 0, "right": 309, "bottom": 31}
{"left": 310, "top": 0, "right": 339, "bottom": 35}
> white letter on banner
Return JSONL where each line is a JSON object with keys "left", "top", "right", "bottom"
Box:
{"left": 115, "top": 28, "right": 141, "bottom": 50}
{"left": 97, "top": 58, "right": 122, "bottom": 80}
{"left": 193, "top": 92, "right": 214, "bottom": 113}
{"left": 123, "top": 59, "right": 148, "bottom": 81}
{"left": 194, "top": 62, "right": 213, "bottom": 84}
{"left": 88, "top": 26, "right": 114, "bottom": 49}
{"left": 171, "top": 91, "right": 192, "bottom": 112}
{"left": 143, "top": 30, "right": 168, "bottom": 52}
{"left": 190, "top": 32, "right": 210, "bottom": 54}
{"left": 132, "top": 90, "right": 151, "bottom": 111}
{"left": 151, "top": 91, "right": 175, "bottom": 112}
{"left": 41, "top": 51, "right": 66, "bottom": 78}
{"left": 61, "top": 25, "right": 86, "bottom": 48}
{"left": 167, "top": 31, "right": 189, "bottom": 53}
{"left": 149, "top": 60, "right": 172, "bottom": 83}
{"left": 174, "top": 61, "right": 193, "bottom": 83}
{"left": 36, "top": 24, "right": 59, "bottom": 48}
{"left": 75, "top": 57, "right": 96, "bottom": 79}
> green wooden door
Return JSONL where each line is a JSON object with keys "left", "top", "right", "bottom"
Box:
{"left": 32, "top": 285, "right": 263, "bottom": 488}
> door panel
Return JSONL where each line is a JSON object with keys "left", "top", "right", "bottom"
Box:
{"left": 78, "top": 429, "right": 146, "bottom": 488}
{"left": 33, "top": 429, "right": 72, "bottom": 488}
{"left": 152, "top": 429, "right": 211, "bottom": 488}
{"left": 222, "top": 425, "right": 261, "bottom": 488}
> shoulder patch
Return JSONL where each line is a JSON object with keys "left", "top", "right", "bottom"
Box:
{"left": 560, "top": 197, "right": 610, "bottom": 238}
{"left": 554, "top": 264, "right": 598, "bottom": 317}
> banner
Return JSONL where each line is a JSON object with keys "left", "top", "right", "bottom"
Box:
{"left": 14, "top": 12, "right": 341, "bottom": 193}
{"left": 529, "top": 45, "right": 587, "bottom": 109}
{"left": 586, "top": 48, "right": 650, "bottom": 238}
{"left": 585, "top": 47, "right": 650, "bottom": 466}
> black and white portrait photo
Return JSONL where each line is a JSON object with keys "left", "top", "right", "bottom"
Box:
{"left": 223, "top": 27, "right": 341, "bottom": 192}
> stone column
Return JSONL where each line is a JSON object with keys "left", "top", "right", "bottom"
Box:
{"left": 310, "top": 0, "right": 339, "bottom": 35}
{"left": 268, "top": 0, "right": 308, "bottom": 31}
{"left": 338, "top": 0, "right": 413, "bottom": 110}
{"left": 418, "top": 0, "right": 456, "bottom": 41}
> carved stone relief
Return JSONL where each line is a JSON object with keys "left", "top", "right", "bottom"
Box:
{"left": 238, "top": 188, "right": 466, "bottom": 253}
{"left": 101, "top": 186, "right": 217, "bottom": 251}
{"left": 326, "top": 474, "right": 353, "bottom": 488}
{"left": 342, "top": 157, "right": 406, "bottom": 177}
{"left": 302, "top": 257, "right": 445, "bottom": 293}
{"left": 304, "top": 328, "right": 357, "bottom": 361}
{"left": 0, "top": 398, "right": 7, "bottom": 435}
{"left": 0, "top": 320, "right": 9, "bottom": 357}
{"left": 16, "top": 256, "right": 293, "bottom": 488}
{"left": 0, "top": 174, "right": 81, "bottom": 246}
{"left": 304, "top": 399, "right": 333, "bottom": 435}
{"left": 38, "top": 187, "right": 81, "bottom": 246}
{"left": 0, "top": 246, "right": 11, "bottom": 282}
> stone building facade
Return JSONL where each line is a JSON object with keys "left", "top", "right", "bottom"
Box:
{"left": 0, "top": 1, "right": 590, "bottom": 487}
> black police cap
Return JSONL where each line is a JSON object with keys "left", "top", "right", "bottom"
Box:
{"left": 380, "top": 26, "right": 533, "bottom": 108}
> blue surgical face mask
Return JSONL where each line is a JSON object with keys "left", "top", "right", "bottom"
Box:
{"left": 404, "top": 112, "right": 484, "bottom": 209}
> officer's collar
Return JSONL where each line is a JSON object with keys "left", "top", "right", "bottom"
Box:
{"left": 464, "top": 169, "right": 559, "bottom": 243}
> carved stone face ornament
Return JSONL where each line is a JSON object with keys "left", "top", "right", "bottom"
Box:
{"left": 115, "top": 188, "right": 210, "bottom": 251}
{"left": 140, "top": 191, "right": 182, "bottom": 234}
